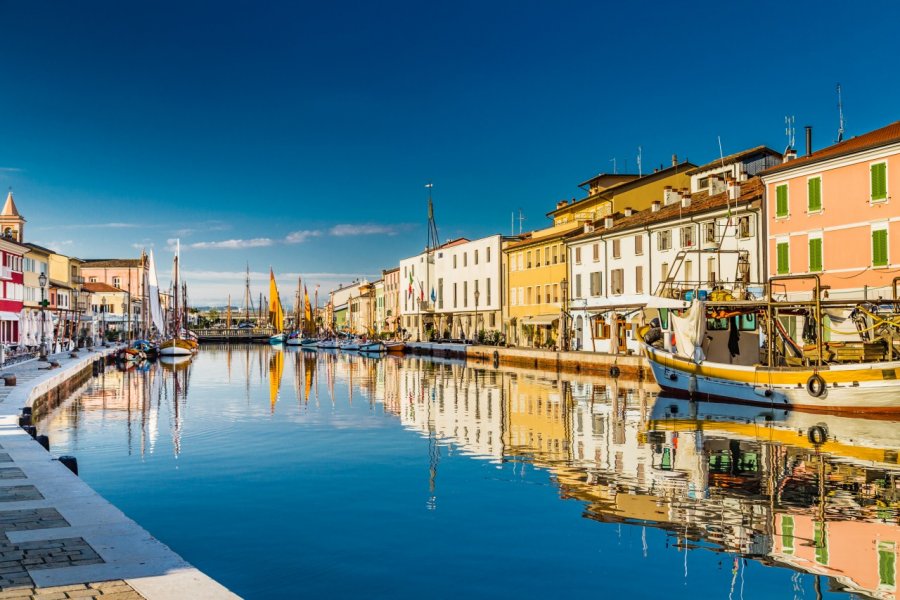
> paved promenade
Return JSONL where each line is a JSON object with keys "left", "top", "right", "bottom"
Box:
{"left": 0, "top": 348, "right": 237, "bottom": 599}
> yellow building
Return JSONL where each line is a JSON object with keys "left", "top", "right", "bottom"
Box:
{"left": 504, "top": 222, "right": 581, "bottom": 347}
{"left": 551, "top": 160, "right": 695, "bottom": 226}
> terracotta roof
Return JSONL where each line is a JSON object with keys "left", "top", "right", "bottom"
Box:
{"left": 762, "top": 121, "right": 900, "bottom": 176}
{"left": 81, "top": 258, "right": 143, "bottom": 268}
{"left": 503, "top": 223, "right": 583, "bottom": 251}
{"left": 686, "top": 146, "right": 782, "bottom": 174}
{"left": 1, "top": 192, "right": 21, "bottom": 217}
{"left": 569, "top": 177, "right": 764, "bottom": 241}
{"left": 82, "top": 282, "right": 124, "bottom": 293}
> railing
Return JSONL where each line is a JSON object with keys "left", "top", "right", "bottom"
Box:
{"left": 71, "top": 276, "right": 85, "bottom": 284}
{"left": 193, "top": 327, "right": 276, "bottom": 338}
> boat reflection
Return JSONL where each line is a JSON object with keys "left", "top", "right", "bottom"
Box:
{"left": 38, "top": 350, "right": 900, "bottom": 599}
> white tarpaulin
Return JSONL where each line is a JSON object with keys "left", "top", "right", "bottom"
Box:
{"left": 671, "top": 300, "right": 706, "bottom": 362}
{"left": 148, "top": 250, "right": 166, "bottom": 336}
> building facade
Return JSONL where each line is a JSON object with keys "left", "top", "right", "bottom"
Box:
{"left": 382, "top": 267, "right": 400, "bottom": 334}
{"left": 761, "top": 121, "right": 900, "bottom": 299}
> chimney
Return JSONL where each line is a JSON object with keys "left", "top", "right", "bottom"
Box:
{"left": 604, "top": 216, "right": 614, "bottom": 229}
{"left": 726, "top": 177, "right": 741, "bottom": 201}
{"left": 624, "top": 207, "right": 634, "bottom": 217}
{"left": 556, "top": 200, "right": 568, "bottom": 209}
{"left": 805, "top": 125, "right": 812, "bottom": 157}
{"left": 651, "top": 201, "right": 661, "bottom": 212}
{"left": 783, "top": 148, "right": 797, "bottom": 162}
{"left": 664, "top": 187, "right": 682, "bottom": 206}
{"left": 583, "top": 222, "right": 594, "bottom": 234}
{"left": 672, "top": 153, "right": 678, "bottom": 167}
{"left": 681, "top": 194, "right": 692, "bottom": 208}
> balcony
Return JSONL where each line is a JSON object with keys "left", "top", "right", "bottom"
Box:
{"left": 0, "top": 267, "right": 11, "bottom": 280}
{"left": 71, "top": 276, "right": 85, "bottom": 285}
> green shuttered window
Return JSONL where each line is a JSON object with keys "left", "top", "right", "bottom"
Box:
{"left": 776, "top": 184, "right": 788, "bottom": 217}
{"left": 808, "top": 177, "right": 822, "bottom": 212}
{"left": 873, "top": 229, "right": 889, "bottom": 267}
{"left": 808, "top": 237, "right": 823, "bottom": 272}
{"left": 872, "top": 162, "right": 888, "bottom": 201}
{"left": 776, "top": 241, "right": 789, "bottom": 275}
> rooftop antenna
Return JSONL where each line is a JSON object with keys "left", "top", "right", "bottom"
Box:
{"left": 425, "top": 183, "right": 439, "bottom": 252}
{"left": 836, "top": 83, "right": 845, "bottom": 142}
{"left": 610, "top": 157, "right": 617, "bottom": 175}
{"left": 717, "top": 136, "right": 725, "bottom": 168}
{"left": 637, "top": 146, "right": 642, "bottom": 177}
{"left": 511, "top": 211, "right": 514, "bottom": 236}
{"left": 784, "top": 115, "right": 796, "bottom": 154}
{"left": 518, "top": 208, "right": 525, "bottom": 235}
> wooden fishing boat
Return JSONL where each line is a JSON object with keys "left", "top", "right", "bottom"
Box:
{"left": 643, "top": 274, "right": 900, "bottom": 415}
{"left": 160, "top": 240, "right": 194, "bottom": 358}
{"left": 384, "top": 341, "right": 405, "bottom": 354}
{"left": 317, "top": 338, "right": 340, "bottom": 349}
{"left": 268, "top": 269, "right": 286, "bottom": 345}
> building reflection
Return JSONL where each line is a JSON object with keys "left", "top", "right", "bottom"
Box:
{"left": 38, "top": 350, "right": 900, "bottom": 599}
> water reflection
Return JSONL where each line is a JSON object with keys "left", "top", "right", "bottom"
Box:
{"left": 38, "top": 346, "right": 900, "bottom": 599}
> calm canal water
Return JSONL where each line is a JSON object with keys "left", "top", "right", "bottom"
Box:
{"left": 36, "top": 345, "right": 900, "bottom": 599}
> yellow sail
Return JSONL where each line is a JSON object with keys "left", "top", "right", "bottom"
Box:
{"left": 269, "top": 269, "right": 285, "bottom": 333}
{"left": 304, "top": 286, "right": 312, "bottom": 323}
{"left": 269, "top": 350, "right": 283, "bottom": 413}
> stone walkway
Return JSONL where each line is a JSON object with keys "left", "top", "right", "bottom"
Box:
{"left": 0, "top": 349, "right": 235, "bottom": 599}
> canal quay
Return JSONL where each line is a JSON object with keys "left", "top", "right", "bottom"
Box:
{"left": 0, "top": 347, "right": 236, "bottom": 599}
{"left": 16, "top": 344, "right": 900, "bottom": 599}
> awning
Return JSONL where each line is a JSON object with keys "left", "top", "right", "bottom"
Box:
{"left": 520, "top": 314, "right": 559, "bottom": 326}
{"left": 584, "top": 294, "right": 690, "bottom": 312}
{"left": 0, "top": 312, "right": 19, "bottom": 321}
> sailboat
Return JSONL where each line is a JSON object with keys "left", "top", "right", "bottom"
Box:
{"left": 159, "top": 240, "right": 194, "bottom": 357}
{"left": 268, "top": 269, "right": 286, "bottom": 344}
{"left": 285, "top": 277, "right": 305, "bottom": 346}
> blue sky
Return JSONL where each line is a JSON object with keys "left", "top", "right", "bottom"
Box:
{"left": 1, "top": 1, "right": 898, "bottom": 304}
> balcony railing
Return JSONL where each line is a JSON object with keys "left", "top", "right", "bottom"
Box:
{"left": 71, "top": 276, "right": 85, "bottom": 284}
{"left": 0, "top": 267, "right": 11, "bottom": 280}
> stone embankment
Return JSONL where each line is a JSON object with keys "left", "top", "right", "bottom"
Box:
{"left": 0, "top": 347, "right": 237, "bottom": 600}
{"left": 406, "top": 342, "right": 648, "bottom": 379}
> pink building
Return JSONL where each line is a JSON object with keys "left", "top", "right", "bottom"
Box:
{"left": 762, "top": 121, "right": 900, "bottom": 298}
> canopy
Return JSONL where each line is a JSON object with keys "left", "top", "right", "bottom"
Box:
{"left": 585, "top": 294, "right": 689, "bottom": 311}
{"left": 520, "top": 314, "right": 559, "bottom": 326}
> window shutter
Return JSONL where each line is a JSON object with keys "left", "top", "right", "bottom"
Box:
{"left": 808, "top": 178, "right": 822, "bottom": 211}
{"left": 872, "top": 163, "right": 888, "bottom": 201}
{"left": 776, "top": 185, "right": 788, "bottom": 217}
{"left": 777, "top": 242, "right": 789, "bottom": 275}
{"left": 809, "top": 238, "right": 822, "bottom": 272}
{"left": 873, "top": 229, "right": 889, "bottom": 266}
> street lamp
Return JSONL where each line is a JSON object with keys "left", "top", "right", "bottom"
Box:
{"left": 474, "top": 288, "right": 480, "bottom": 343}
{"left": 560, "top": 277, "right": 568, "bottom": 352}
{"left": 38, "top": 273, "right": 48, "bottom": 361}
{"left": 121, "top": 301, "right": 127, "bottom": 342}
{"left": 101, "top": 295, "right": 107, "bottom": 347}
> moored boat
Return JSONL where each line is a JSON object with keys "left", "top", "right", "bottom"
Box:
{"left": 359, "top": 341, "right": 385, "bottom": 353}
{"left": 642, "top": 274, "right": 900, "bottom": 415}
{"left": 340, "top": 338, "right": 360, "bottom": 351}
{"left": 268, "top": 269, "right": 286, "bottom": 344}
{"left": 317, "top": 338, "right": 340, "bottom": 349}
{"left": 384, "top": 341, "right": 405, "bottom": 354}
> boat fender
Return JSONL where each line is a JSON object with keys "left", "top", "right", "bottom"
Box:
{"left": 688, "top": 374, "right": 697, "bottom": 394}
{"left": 807, "top": 425, "right": 828, "bottom": 446}
{"left": 806, "top": 374, "right": 826, "bottom": 398}
{"left": 609, "top": 365, "right": 621, "bottom": 378}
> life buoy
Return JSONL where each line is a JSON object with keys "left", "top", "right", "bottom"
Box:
{"left": 609, "top": 365, "right": 620, "bottom": 378}
{"left": 807, "top": 425, "right": 828, "bottom": 445}
{"left": 806, "top": 373, "right": 826, "bottom": 397}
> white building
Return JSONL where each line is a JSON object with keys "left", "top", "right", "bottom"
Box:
{"left": 567, "top": 175, "right": 765, "bottom": 354}
{"left": 399, "top": 234, "right": 506, "bottom": 340}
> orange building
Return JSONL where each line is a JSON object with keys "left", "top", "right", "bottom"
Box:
{"left": 762, "top": 121, "right": 900, "bottom": 298}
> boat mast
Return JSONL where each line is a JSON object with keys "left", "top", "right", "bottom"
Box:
{"left": 173, "top": 241, "right": 179, "bottom": 340}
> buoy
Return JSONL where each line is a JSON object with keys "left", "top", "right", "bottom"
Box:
{"left": 35, "top": 435, "right": 49, "bottom": 451}
{"left": 806, "top": 374, "right": 826, "bottom": 398}
{"left": 58, "top": 456, "right": 78, "bottom": 476}
{"left": 807, "top": 425, "right": 828, "bottom": 445}
{"left": 609, "top": 365, "right": 621, "bottom": 378}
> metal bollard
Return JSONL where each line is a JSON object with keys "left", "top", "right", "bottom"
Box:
{"left": 58, "top": 456, "right": 78, "bottom": 476}
{"left": 35, "top": 435, "right": 49, "bottom": 451}
{"left": 22, "top": 426, "right": 36, "bottom": 439}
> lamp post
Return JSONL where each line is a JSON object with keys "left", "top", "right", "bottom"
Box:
{"left": 121, "top": 301, "right": 127, "bottom": 342}
{"left": 560, "top": 277, "right": 568, "bottom": 352}
{"left": 474, "top": 288, "right": 480, "bottom": 342}
{"left": 38, "top": 273, "right": 48, "bottom": 361}
{"left": 101, "top": 295, "right": 107, "bottom": 347}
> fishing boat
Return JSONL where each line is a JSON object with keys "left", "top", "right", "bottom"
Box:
{"left": 160, "top": 240, "right": 193, "bottom": 357}
{"left": 359, "top": 341, "right": 386, "bottom": 353}
{"left": 286, "top": 278, "right": 317, "bottom": 346}
{"left": 384, "top": 341, "right": 405, "bottom": 354}
{"left": 642, "top": 274, "right": 900, "bottom": 415}
{"left": 268, "top": 269, "right": 286, "bottom": 344}
{"left": 317, "top": 338, "right": 340, "bottom": 349}
{"left": 340, "top": 337, "right": 360, "bottom": 351}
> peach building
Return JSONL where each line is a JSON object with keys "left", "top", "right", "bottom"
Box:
{"left": 761, "top": 121, "right": 900, "bottom": 298}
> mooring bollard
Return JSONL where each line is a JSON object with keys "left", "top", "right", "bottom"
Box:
{"left": 58, "top": 455, "right": 78, "bottom": 476}
{"left": 22, "top": 426, "right": 36, "bottom": 439}
{"left": 35, "top": 435, "right": 49, "bottom": 451}
{"left": 1, "top": 374, "right": 16, "bottom": 386}
{"left": 21, "top": 407, "right": 32, "bottom": 417}
{"left": 18, "top": 414, "right": 32, "bottom": 427}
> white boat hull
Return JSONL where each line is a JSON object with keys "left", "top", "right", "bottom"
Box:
{"left": 159, "top": 345, "right": 193, "bottom": 356}
{"left": 643, "top": 343, "right": 900, "bottom": 415}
